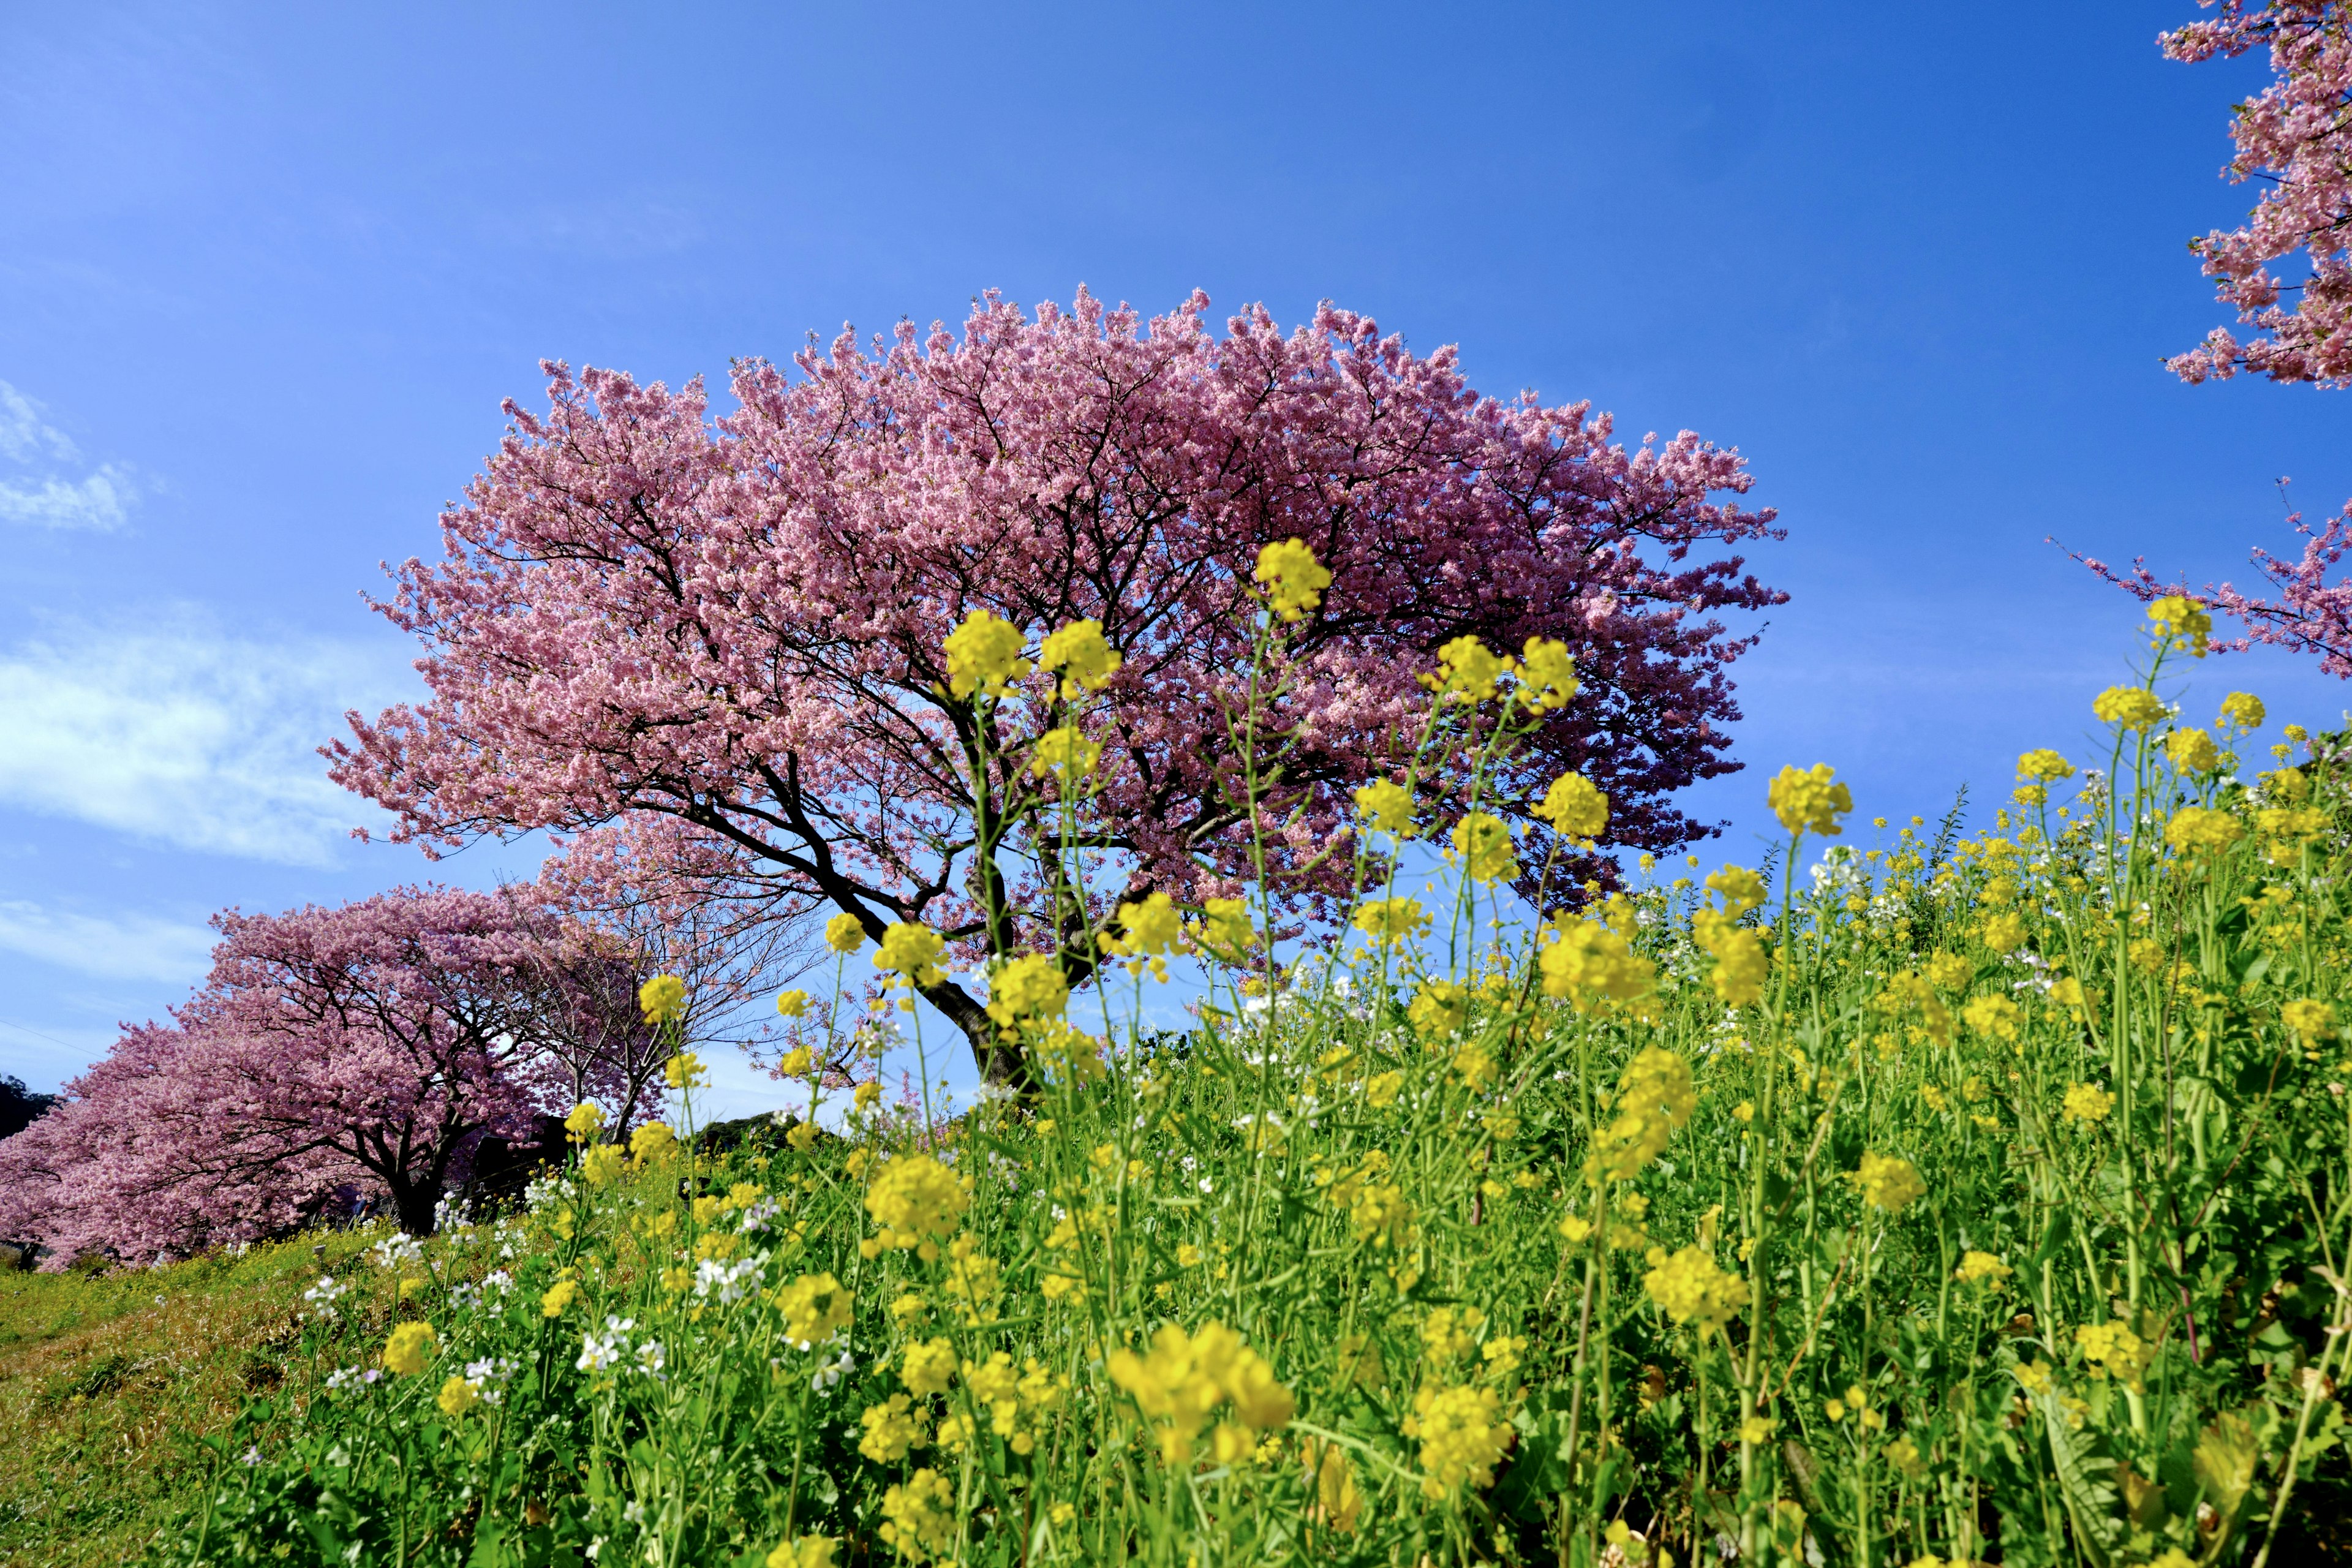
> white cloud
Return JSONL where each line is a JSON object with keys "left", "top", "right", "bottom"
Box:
{"left": 0, "top": 464, "right": 134, "bottom": 530}
{"left": 0, "top": 377, "right": 134, "bottom": 530}
{"left": 0, "top": 379, "right": 80, "bottom": 464}
{"left": 0, "top": 614, "right": 411, "bottom": 865}
{"left": 0, "top": 900, "right": 216, "bottom": 984}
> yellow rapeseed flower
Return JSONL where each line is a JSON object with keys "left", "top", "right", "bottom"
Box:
{"left": 898, "top": 1336, "right": 958, "bottom": 1397}
{"left": 824, "top": 913, "right": 867, "bottom": 954}
{"left": 1352, "top": 777, "right": 1414, "bottom": 835}
{"left": 1192, "top": 898, "right": 1256, "bottom": 963}
{"left": 2283, "top": 998, "right": 2336, "bottom": 1041}
{"left": 1706, "top": 864, "right": 1768, "bottom": 916}
{"left": 2092, "top": 685, "right": 2168, "bottom": 730}
{"left": 1767, "top": 764, "right": 1852, "bottom": 839}
{"left": 563, "top": 1101, "right": 605, "bottom": 1142}
{"left": 1030, "top": 726, "right": 1102, "bottom": 778}
{"left": 943, "top": 608, "right": 1030, "bottom": 699}
{"left": 1350, "top": 896, "right": 1430, "bottom": 946}
{"left": 2165, "top": 805, "right": 2244, "bottom": 857}
{"left": 876, "top": 1468, "right": 955, "bottom": 1561}
{"left": 1956, "top": 1250, "right": 2012, "bottom": 1286}
{"left": 1106, "top": 1321, "right": 1293, "bottom": 1465}
{"left": 1423, "top": 635, "right": 1513, "bottom": 703}
{"left": 2167, "top": 728, "right": 2222, "bottom": 774}
{"left": 639, "top": 973, "right": 687, "bottom": 1025}
{"left": 1518, "top": 636, "right": 1580, "bottom": 710}
{"left": 872, "top": 923, "right": 946, "bottom": 988}
{"left": 2017, "top": 748, "right": 2075, "bottom": 782}
{"left": 1643, "top": 1245, "right": 1745, "bottom": 1332}
{"left": 1036, "top": 619, "right": 1121, "bottom": 697}
{"left": 984, "top": 953, "right": 1068, "bottom": 1032}
{"left": 1403, "top": 1383, "right": 1511, "bottom": 1498}
{"left": 1856, "top": 1151, "right": 1925, "bottom": 1213}
{"left": 1532, "top": 772, "right": 1608, "bottom": 840}
{"left": 767, "top": 1536, "right": 837, "bottom": 1568}
{"left": 665, "top": 1051, "right": 707, "bottom": 1090}
{"left": 1253, "top": 538, "right": 1332, "bottom": 622}
{"left": 1540, "top": 919, "right": 1656, "bottom": 1015}
{"left": 1449, "top": 812, "right": 1518, "bottom": 883}
{"left": 581, "top": 1145, "right": 626, "bottom": 1188}
{"left": 382, "top": 1321, "right": 437, "bottom": 1375}
{"left": 2218, "top": 692, "right": 2266, "bottom": 731}
{"left": 435, "top": 1375, "right": 479, "bottom": 1419}
{"left": 775, "top": 989, "right": 810, "bottom": 1019}
{"left": 540, "top": 1279, "right": 579, "bottom": 1319}
{"left": 862, "top": 1155, "right": 970, "bottom": 1259}
{"left": 2060, "top": 1083, "right": 2114, "bottom": 1126}
{"left": 629, "top": 1121, "right": 676, "bottom": 1167}
{"left": 774, "top": 1273, "right": 853, "bottom": 1348}
{"left": 1961, "top": 993, "right": 2021, "bottom": 1042}
{"left": 2147, "top": 594, "right": 2212, "bottom": 656}
{"left": 1111, "top": 892, "right": 1182, "bottom": 956}
{"left": 1585, "top": 1047, "right": 1695, "bottom": 1183}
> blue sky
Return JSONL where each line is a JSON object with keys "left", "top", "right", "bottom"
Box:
{"left": 2, "top": 1, "right": 2347, "bottom": 1114}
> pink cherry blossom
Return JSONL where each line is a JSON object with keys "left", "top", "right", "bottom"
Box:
{"left": 2163, "top": 2, "right": 2352, "bottom": 388}
{"left": 327, "top": 289, "right": 1784, "bottom": 1079}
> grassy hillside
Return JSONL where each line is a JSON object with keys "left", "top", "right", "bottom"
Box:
{"left": 0, "top": 1232, "right": 380, "bottom": 1566}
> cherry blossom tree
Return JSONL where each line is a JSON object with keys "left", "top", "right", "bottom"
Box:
{"left": 329, "top": 290, "right": 1784, "bottom": 1080}
{"left": 526, "top": 815, "right": 817, "bottom": 1129}
{"left": 0, "top": 1024, "right": 350, "bottom": 1265}
{"left": 2164, "top": 1, "right": 2352, "bottom": 388}
{"left": 2086, "top": 6, "right": 2352, "bottom": 657}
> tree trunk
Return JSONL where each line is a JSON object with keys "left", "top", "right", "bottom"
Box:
{"left": 921, "top": 978, "right": 1033, "bottom": 1093}
{"left": 388, "top": 1177, "right": 443, "bottom": 1237}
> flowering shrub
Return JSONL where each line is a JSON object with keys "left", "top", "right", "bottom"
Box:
{"left": 78, "top": 551, "right": 2352, "bottom": 1567}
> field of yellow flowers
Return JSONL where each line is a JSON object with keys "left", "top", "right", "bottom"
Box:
{"left": 89, "top": 591, "right": 2352, "bottom": 1567}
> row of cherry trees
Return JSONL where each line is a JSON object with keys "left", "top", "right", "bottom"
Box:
{"left": 0, "top": 823, "right": 799, "bottom": 1260}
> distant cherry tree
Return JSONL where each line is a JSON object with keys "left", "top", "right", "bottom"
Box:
{"left": 330, "top": 289, "right": 1784, "bottom": 1080}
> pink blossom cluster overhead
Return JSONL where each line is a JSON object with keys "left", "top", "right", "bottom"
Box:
{"left": 2163, "top": 1, "right": 2352, "bottom": 388}
{"left": 327, "top": 288, "right": 1783, "bottom": 1065}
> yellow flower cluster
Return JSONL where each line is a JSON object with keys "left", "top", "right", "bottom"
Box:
{"left": 1351, "top": 896, "right": 1429, "bottom": 947}
{"left": 1106, "top": 1321, "right": 1294, "bottom": 1464}
{"left": 1254, "top": 538, "right": 1332, "bottom": 622}
{"left": 1643, "top": 1245, "right": 1745, "bottom": 1332}
{"left": 985, "top": 952, "right": 1068, "bottom": 1033}
{"left": 2092, "top": 685, "right": 2167, "bottom": 731}
{"left": 630, "top": 1121, "right": 676, "bottom": 1168}
{"left": 873, "top": 922, "right": 946, "bottom": 989}
{"left": 766, "top": 1536, "right": 837, "bottom": 1568}
{"left": 1449, "top": 811, "right": 1518, "bottom": 884}
{"left": 1424, "top": 634, "right": 1513, "bottom": 703}
{"left": 435, "top": 1374, "right": 479, "bottom": 1419}
{"left": 1856, "top": 1151, "right": 1925, "bottom": 1213}
{"left": 1408, "top": 979, "right": 1470, "bottom": 1042}
{"left": 824, "top": 913, "right": 867, "bottom": 954}
{"left": 638, "top": 973, "right": 687, "bottom": 1025}
{"left": 2147, "top": 594, "right": 2212, "bottom": 656}
{"left": 1767, "top": 763, "right": 1852, "bottom": 839}
{"left": 877, "top": 1468, "right": 956, "bottom": 1561}
{"left": 1191, "top": 897, "right": 1256, "bottom": 963}
{"left": 1692, "top": 906, "right": 1767, "bottom": 1008}
{"left": 1037, "top": 618, "right": 1121, "bottom": 698}
{"left": 946, "top": 1352, "right": 1065, "bottom": 1455}
{"left": 1403, "top": 1383, "right": 1512, "bottom": 1498}
{"left": 862, "top": 1155, "right": 971, "bottom": 1260}
{"left": 1533, "top": 772, "right": 1607, "bottom": 840}
{"left": 381, "top": 1321, "right": 437, "bottom": 1376}
{"left": 1517, "top": 637, "right": 1580, "bottom": 710}
{"left": 1353, "top": 777, "right": 1414, "bottom": 835}
{"left": 1539, "top": 918, "right": 1656, "bottom": 1014}
{"left": 2283, "top": 998, "right": 2336, "bottom": 1040}
{"left": 1955, "top": 1250, "right": 2012, "bottom": 1286}
{"left": 2167, "top": 727, "right": 2222, "bottom": 774}
{"left": 2016, "top": 748, "right": 2075, "bottom": 783}
{"left": 664, "top": 1051, "right": 707, "bottom": 1091}
{"left": 2076, "top": 1320, "right": 2150, "bottom": 1387}
{"left": 2165, "top": 805, "right": 2243, "bottom": 857}
{"left": 774, "top": 1273, "right": 853, "bottom": 1348}
{"left": 944, "top": 609, "right": 1030, "bottom": 699}
{"left": 1584, "top": 1048, "right": 1695, "bottom": 1183}
{"left": 1961, "top": 993, "right": 2020, "bottom": 1042}
{"left": 2060, "top": 1083, "right": 2113, "bottom": 1126}
{"left": 2218, "top": 690, "right": 2266, "bottom": 730}
{"left": 581, "top": 1144, "right": 627, "bottom": 1187}
{"left": 1029, "top": 726, "right": 1102, "bottom": 779}
{"left": 859, "top": 1393, "right": 925, "bottom": 1461}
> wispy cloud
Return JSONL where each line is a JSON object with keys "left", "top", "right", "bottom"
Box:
{"left": 0, "top": 377, "right": 136, "bottom": 531}
{"left": 0, "top": 465, "right": 134, "bottom": 530}
{"left": 0, "top": 612, "right": 410, "bottom": 865}
{"left": 0, "top": 899, "right": 216, "bottom": 984}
